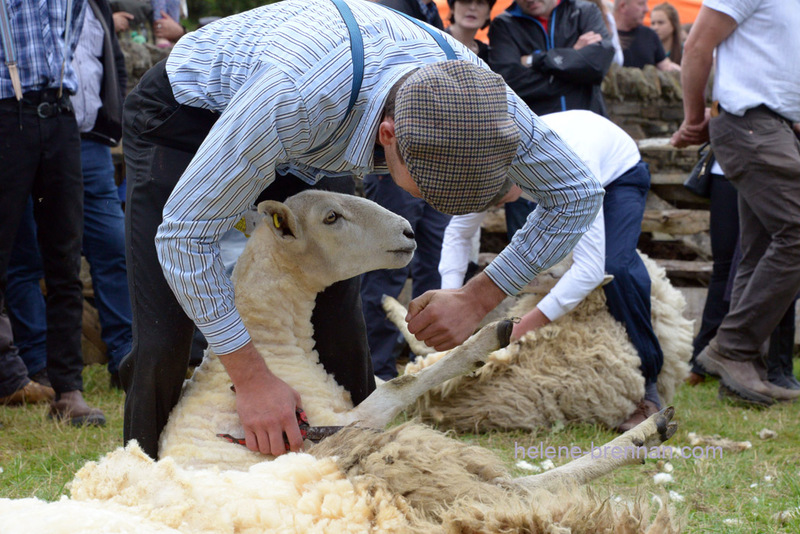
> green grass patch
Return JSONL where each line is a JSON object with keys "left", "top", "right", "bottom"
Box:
{"left": 1, "top": 363, "right": 799, "bottom": 532}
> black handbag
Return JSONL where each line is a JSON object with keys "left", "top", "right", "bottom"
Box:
{"left": 683, "top": 142, "right": 715, "bottom": 198}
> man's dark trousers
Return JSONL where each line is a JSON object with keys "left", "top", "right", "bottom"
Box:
{"left": 0, "top": 94, "right": 85, "bottom": 394}
{"left": 602, "top": 161, "right": 664, "bottom": 386}
{"left": 121, "top": 60, "right": 373, "bottom": 459}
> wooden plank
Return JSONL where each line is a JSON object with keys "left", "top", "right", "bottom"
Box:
{"left": 655, "top": 259, "right": 712, "bottom": 277}
{"left": 650, "top": 183, "right": 711, "bottom": 207}
{"left": 649, "top": 172, "right": 688, "bottom": 185}
{"left": 642, "top": 209, "right": 710, "bottom": 235}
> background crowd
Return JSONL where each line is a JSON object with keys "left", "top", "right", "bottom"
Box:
{"left": 2, "top": 0, "right": 798, "bottom": 441}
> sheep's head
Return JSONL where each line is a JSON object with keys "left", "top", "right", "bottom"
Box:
{"left": 254, "top": 191, "right": 416, "bottom": 287}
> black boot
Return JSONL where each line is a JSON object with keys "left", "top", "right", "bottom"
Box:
{"left": 766, "top": 305, "right": 800, "bottom": 390}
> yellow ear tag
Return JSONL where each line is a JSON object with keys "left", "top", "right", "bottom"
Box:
{"left": 273, "top": 213, "right": 282, "bottom": 229}
{"left": 233, "top": 217, "right": 248, "bottom": 236}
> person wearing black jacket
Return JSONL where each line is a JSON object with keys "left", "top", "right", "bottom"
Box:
{"left": 6, "top": 0, "right": 131, "bottom": 415}
{"left": 488, "top": 0, "right": 614, "bottom": 237}
{"left": 488, "top": 0, "right": 614, "bottom": 117}
{"left": 379, "top": 0, "right": 444, "bottom": 29}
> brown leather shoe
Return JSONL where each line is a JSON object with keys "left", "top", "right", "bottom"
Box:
{"left": 0, "top": 380, "right": 55, "bottom": 406}
{"left": 696, "top": 345, "right": 775, "bottom": 405}
{"left": 616, "top": 399, "right": 660, "bottom": 433}
{"left": 49, "top": 391, "right": 106, "bottom": 426}
{"left": 685, "top": 372, "right": 706, "bottom": 386}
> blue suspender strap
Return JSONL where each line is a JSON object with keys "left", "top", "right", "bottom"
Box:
{"left": 386, "top": 8, "right": 457, "bottom": 60}
{"left": 308, "top": 0, "right": 457, "bottom": 155}
{"left": 329, "top": 0, "right": 364, "bottom": 119}
{"left": 305, "top": 0, "right": 363, "bottom": 155}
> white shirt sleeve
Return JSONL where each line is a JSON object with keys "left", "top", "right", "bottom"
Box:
{"left": 439, "top": 212, "right": 486, "bottom": 290}
{"left": 535, "top": 205, "right": 606, "bottom": 321}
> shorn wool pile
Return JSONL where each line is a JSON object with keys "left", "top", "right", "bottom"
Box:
{"left": 0, "top": 192, "right": 682, "bottom": 533}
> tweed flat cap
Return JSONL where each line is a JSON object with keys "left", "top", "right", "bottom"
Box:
{"left": 394, "top": 60, "right": 520, "bottom": 215}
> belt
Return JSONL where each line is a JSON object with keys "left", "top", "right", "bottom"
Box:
{"left": 0, "top": 89, "right": 73, "bottom": 118}
{"left": 716, "top": 103, "right": 793, "bottom": 126}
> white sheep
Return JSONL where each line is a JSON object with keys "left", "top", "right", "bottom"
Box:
{"left": 386, "top": 251, "right": 693, "bottom": 432}
{"left": 0, "top": 191, "right": 682, "bottom": 533}
{"left": 160, "top": 191, "right": 513, "bottom": 470}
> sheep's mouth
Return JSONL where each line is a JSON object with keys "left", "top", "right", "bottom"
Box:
{"left": 389, "top": 247, "right": 416, "bottom": 256}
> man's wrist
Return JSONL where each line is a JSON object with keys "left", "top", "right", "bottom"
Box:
{"left": 461, "top": 272, "right": 506, "bottom": 317}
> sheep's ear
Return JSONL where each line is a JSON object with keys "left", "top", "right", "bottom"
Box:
{"left": 257, "top": 200, "right": 299, "bottom": 240}
{"left": 600, "top": 274, "right": 614, "bottom": 287}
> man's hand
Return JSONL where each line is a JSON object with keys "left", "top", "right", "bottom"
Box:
{"left": 112, "top": 11, "right": 134, "bottom": 32}
{"left": 573, "top": 31, "right": 602, "bottom": 50}
{"left": 154, "top": 12, "right": 185, "bottom": 43}
{"left": 218, "top": 342, "right": 304, "bottom": 456}
{"left": 406, "top": 272, "right": 506, "bottom": 351}
{"left": 511, "top": 307, "right": 551, "bottom": 340}
{"left": 671, "top": 107, "right": 711, "bottom": 148}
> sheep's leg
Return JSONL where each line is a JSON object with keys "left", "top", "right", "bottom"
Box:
{"left": 513, "top": 407, "right": 678, "bottom": 493}
{"left": 381, "top": 295, "right": 436, "bottom": 357}
{"left": 344, "top": 319, "right": 513, "bottom": 428}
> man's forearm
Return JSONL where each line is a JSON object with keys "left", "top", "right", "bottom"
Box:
{"left": 680, "top": 43, "right": 713, "bottom": 125}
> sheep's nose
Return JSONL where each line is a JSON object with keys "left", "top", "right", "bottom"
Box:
{"left": 404, "top": 228, "right": 415, "bottom": 240}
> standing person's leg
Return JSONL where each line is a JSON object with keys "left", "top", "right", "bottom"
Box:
{"left": 360, "top": 175, "right": 420, "bottom": 381}
{"left": 0, "top": 104, "right": 42, "bottom": 335}
{"left": 0, "top": 102, "right": 50, "bottom": 401}
{"left": 766, "top": 300, "right": 800, "bottom": 389}
{"left": 688, "top": 173, "right": 738, "bottom": 379}
{"left": 602, "top": 162, "right": 664, "bottom": 401}
{"left": 0, "top": 297, "right": 50, "bottom": 404}
{"left": 6, "top": 200, "right": 49, "bottom": 380}
{"left": 710, "top": 110, "right": 800, "bottom": 360}
{"left": 81, "top": 139, "right": 133, "bottom": 380}
{"left": 698, "top": 108, "right": 800, "bottom": 402}
{"left": 409, "top": 204, "right": 450, "bottom": 299}
{"left": 0, "top": 101, "right": 52, "bottom": 405}
{"left": 121, "top": 61, "right": 218, "bottom": 458}
{"left": 32, "top": 104, "right": 106, "bottom": 425}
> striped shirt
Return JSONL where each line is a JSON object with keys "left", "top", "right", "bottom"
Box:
{"left": 158, "top": 0, "right": 603, "bottom": 355}
{"left": 0, "top": 0, "right": 86, "bottom": 98}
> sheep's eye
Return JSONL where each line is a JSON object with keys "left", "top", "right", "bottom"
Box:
{"left": 323, "top": 210, "right": 340, "bottom": 225}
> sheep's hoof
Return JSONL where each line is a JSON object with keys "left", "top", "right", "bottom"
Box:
{"left": 497, "top": 320, "right": 513, "bottom": 348}
{"left": 655, "top": 406, "right": 677, "bottom": 442}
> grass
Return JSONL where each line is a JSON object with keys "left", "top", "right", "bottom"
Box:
{"left": 2, "top": 363, "right": 800, "bottom": 533}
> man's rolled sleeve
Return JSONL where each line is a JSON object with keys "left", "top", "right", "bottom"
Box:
{"left": 484, "top": 94, "right": 604, "bottom": 295}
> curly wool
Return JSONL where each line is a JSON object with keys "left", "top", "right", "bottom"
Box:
{"left": 404, "top": 252, "right": 692, "bottom": 432}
